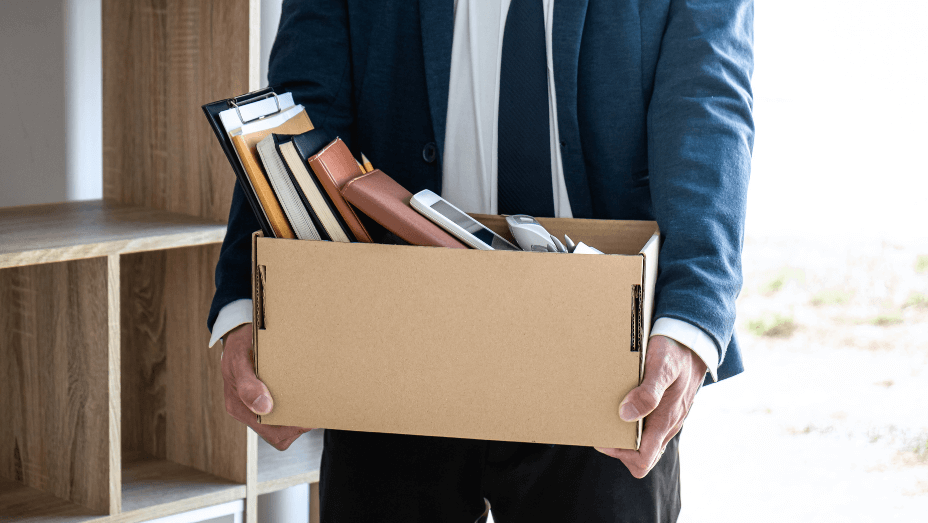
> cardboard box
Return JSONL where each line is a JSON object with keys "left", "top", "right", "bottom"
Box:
{"left": 252, "top": 215, "right": 659, "bottom": 449}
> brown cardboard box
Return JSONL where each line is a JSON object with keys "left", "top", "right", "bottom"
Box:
{"left": 252, "top": 215, "right": 659, "bottom": 450}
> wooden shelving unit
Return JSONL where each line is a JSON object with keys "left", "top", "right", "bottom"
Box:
{"left": 0, "top": 1, "right": 323, "bottom": 522}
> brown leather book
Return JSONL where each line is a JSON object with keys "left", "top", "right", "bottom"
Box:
{"left": 307, "top": 138, "right": 373, "bottom": 243}
{"left": 230, "top": 110, "right": 313, "bottom": 239}
{"left": 341, "top": 170, "right": 468, "bottom": 249}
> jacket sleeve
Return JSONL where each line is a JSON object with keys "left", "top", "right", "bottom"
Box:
{"left": 647, "top": 0, "right": 755, "bottom": 367}
{"left": 207, "top": 0, "right": 355, "bottom": 332}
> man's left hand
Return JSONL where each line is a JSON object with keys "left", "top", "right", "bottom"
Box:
{"left": 595, "top": 335, "right": 707, "bottom": 478}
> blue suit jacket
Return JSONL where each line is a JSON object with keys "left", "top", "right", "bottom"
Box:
{"left": 209, "top": 0, "right": 754, "bottom": 382}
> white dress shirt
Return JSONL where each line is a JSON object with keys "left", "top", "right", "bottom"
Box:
{"left": 210, "top": 0, "right": 720, "bottom": 380}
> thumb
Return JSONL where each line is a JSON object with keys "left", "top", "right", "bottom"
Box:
{"left": 619, "top": 362, "right": 677, "bottom": 422}
{"left": 232, "top": 356, "right": 274, "bottom": 416}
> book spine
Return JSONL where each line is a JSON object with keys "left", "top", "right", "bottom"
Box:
{"left": 257, "top": 137, "right": 321, "bottom": 241}
{"left": 231, "top": 135, "right": 296, "bottom": 239}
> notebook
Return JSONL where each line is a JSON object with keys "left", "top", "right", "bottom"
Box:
{"left": 277, "top": 132, "right": 354, "bottom": 243}
{"left": 229, "top": 110, "right": 314, "bottom": 239}
{"left": 256, "top": 134, "right": 322, "bottom": 241}
{"left": 341, "top": 170, "right": 468, "bottom": 249}
{"left": 306, "top": 138, "right": 373, "bottom": 243}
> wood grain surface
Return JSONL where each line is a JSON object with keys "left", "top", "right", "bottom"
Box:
{"left": 0, "top": 477, "right": 103, "bottom": 522}
{"left": 256, "top": 430, "right": 323, "bottom": 495}
{"left": 102, "top": 0, "right": 255, "bottom": 222}
{"left": 0, "top": 456, "right": 246, "bottom": 523}
{"left": 120, "top": 245, "right": 248, "bottom": 485}
{"left": 107, "top": 255, "right": 123, "bottom": 515}
{"left": 0, "top": 258, "right": 112, "bottom": 513}
{"left": 245, "top": 429, "right": 258, "bottom": 523}
{"left": 310, "top": 482, "right": 320, "bottom": 523}
{"left": 0, "top": 200, "right": 225, "bottom": 269}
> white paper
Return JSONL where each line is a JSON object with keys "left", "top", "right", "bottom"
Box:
{"left": 572, "top": 242, "right": 605, "bottom": 255}
{"left": 227, "top": 104, "right": 305, "bottom": 137}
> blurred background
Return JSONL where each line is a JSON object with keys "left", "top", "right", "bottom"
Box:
{"left": 680, "top": 1, "right": 928, "bottom": 521}
{"left": 1, "top": 0, "right": 926, "bottom": 521}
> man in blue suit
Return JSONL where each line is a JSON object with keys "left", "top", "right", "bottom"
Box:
{"left": 209, "top": 0, "right": 754, "bottom": 520}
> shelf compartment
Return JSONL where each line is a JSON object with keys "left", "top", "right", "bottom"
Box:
{"left": 0, "top": 200, "right": 226, "bottom": 269}
{"left": 0, "top": 478, "right": 104, "bottom": 522}
{"left": 0, "top": 257, "right": 116, "bottom": 515}
{"left": 120, "top": 244, "right": 249, "bottom": 516}
{"left": 257, "top": 430, "right": 324, "bottom": 495}
{"left": 118, "top": 451, "right": 245, "bottom": 521}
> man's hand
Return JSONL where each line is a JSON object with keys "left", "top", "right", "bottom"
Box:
{"left": 221, "top": 323, "right": 312, "bottom": 450}
{"left": 595, "top": 335, "right": 707, "bottom": 478}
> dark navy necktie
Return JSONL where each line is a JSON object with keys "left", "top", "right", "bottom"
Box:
{"left": 497, "top": 0, "right": 555, "bottom": 218}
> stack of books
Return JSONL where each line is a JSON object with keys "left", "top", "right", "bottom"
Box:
{"left": 203, "top": 88, "right": 466, "bottom": 249}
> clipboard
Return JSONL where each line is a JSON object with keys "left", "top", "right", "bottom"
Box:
{"left": 202, "top": 88, "right": 286, "bottom": 237}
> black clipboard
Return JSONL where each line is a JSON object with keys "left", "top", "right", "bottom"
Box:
{"left": 202, "top": 87, "right": 282, "bottom": 237}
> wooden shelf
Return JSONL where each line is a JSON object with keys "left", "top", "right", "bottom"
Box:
{"left": 0, "top": 1, "right": 286, "bottom": 521}
{"left": 257, "top": 430, "right": 324, "bottom": 495}
{"left": 1, "top": 459, "right": 248, "bottom": 523}
{"left": 0, "top": 200, "right": 226, "bottom": 269}
{"left": 1, "top": 454, "right": 250, "bottom": 523}
{"left": 116, "top": 451, "right": 246, "bottom": 523}
{"left": 0, "top": 478, "right": 103, "bottom": 522}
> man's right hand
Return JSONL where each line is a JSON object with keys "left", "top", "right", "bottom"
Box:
{"left": 221, "top": 323, "right": 312, "bottom": 450}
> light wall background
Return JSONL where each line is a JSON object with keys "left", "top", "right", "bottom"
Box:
{"left": 0, "top": 0, "right": 70, "bottom": 206}
{"left": 0, "top": 0, "right": 282, "bottom": 209}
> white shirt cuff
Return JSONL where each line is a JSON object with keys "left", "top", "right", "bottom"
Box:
{"left": 208, "top": 299, "right": 254, "bottom": 348}
{"left": 650, "top": 317, "right": 720, "bottom": 382}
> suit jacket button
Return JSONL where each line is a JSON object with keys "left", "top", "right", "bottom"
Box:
{"left": 422, "top": 142, "right": 438, "bottom": 164}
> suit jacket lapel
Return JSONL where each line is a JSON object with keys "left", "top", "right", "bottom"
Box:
{"left": 419, "top": 0, "right": 454, "bottom": 164}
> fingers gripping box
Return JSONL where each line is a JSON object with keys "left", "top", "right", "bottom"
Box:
{"left": 251, "top": 215, "right": 659, "bottom": 450}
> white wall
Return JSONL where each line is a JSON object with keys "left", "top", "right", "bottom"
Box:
{"left": 258, "top": 484, "right": 309, "bottom": 523}
{"left": 0, "top": 0, "right": 69, "bottom": 207}
{"left": 63, "top": 0, "right": 102, "bottom": 202}
{"left": 0, "top": 0, "right": 101, "bottom": 208}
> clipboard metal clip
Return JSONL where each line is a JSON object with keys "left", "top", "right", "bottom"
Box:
{"left": 230, "top": 91, "right": 281, "bottom": 125}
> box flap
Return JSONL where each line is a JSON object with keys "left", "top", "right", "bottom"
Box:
{"left": 638, "top": 227, "right": 661, "bottom": 378}
{"left": 251, "top": 230, "right": 263, "bottom": 420}
{"left": 636, "top": 226, "right": 661, "bottom": 447}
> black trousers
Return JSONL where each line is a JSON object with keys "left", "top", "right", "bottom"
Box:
{"left": 319, "top": 429, "right": 681, "bottom": 522}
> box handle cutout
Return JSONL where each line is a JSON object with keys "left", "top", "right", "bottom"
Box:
{"left": 630, "top": 284, "right": 642, "bottom": 352}
{"left": 255, "top": 265, "right": 267, "bottom": 330}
